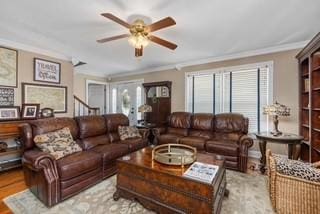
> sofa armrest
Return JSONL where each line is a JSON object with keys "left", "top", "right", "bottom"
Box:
{"left": 238, "top": 135, "right": 254, "bottom": 151}
{"left": 138, "top": 128, "right": 150, "bottom": 139}
{"left": 22, "top": 149, "right": 60, "bottom": 206}
{"left": 237, "top": 135, "right": 254, "bottom": 172}
{"left": 23, "top": 149, "right": 57, "bottom": 171}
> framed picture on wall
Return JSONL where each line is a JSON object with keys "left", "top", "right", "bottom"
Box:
{"left": 21, "top": 103, "right": 40, "bottom": 119}
{"left": 0, "top": 106, "right": 20, "bottom": 121}
{"left": 0, "top": 47, "right": 18, "bottom": 87}
{"left": 34, "top": 58, "right": 61, "bottom": 84}
{"left": 22, "top": 83, "right": 67, "bottom": 113}
{"left": 0, "top": 87, "right": 14, "bottom": 106}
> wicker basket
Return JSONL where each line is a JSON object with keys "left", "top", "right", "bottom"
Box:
{"left": 266, "top": 150, "right": 320, "bottom": 214}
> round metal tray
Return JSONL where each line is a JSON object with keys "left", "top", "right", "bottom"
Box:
{"left": 152, "top": 144, "right": 197, "bottom": 167}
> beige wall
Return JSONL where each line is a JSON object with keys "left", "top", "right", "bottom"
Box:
{"left": 111, "top": 49, "right": 301, "bottom": 155}
{"left": 73, "top": 73, "right": 107, "bottom": 101}
{"left": 12, "top": 49, "right": 74, "bottom": 117}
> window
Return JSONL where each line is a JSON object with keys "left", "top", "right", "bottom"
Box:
{"left": 111, "top": 88, "right": 117, "bottom": 113}
{"left": 186, "top": 62, "right": 272, "bottom": 132}
{"left": 136, "top": 86, "right": 142, "bottom": 120}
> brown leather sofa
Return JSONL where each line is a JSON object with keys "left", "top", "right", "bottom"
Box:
{"left": 153, "top": 112, "right": 254, "bottom": 172}
{"left": 20, "top": 114, "right": 148, "bottom": 207}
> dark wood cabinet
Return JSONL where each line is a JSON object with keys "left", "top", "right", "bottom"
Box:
{"left": 296, "top": 32, "right": 320, "bottom": 162}
{"left": 143, "top": 81, "right": 172, "bottom": 127}
{"left": 0, "top": 121, "right": 26, "bottom": 172}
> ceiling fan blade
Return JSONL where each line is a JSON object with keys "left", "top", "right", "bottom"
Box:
{"left": 101, "top": 13, "right": 131, "bottom": 28}
{"left": 135, "top": 46, "right": 143, "bottom": 57}
{"left": 97, "top": 34, "right": 130, "bottom": 43}
{"left": 149, "top": 35, "right": 177, "bottom": 50}
{"left": 148, "top": 17, "right": 176, "bottom": 32}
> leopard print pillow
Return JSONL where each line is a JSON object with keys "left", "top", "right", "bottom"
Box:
{"left": 274, "top": 155, "right": 320, "bottom": 182}
{"left": 34, "top": 127, "right": 82, "bottom": 160}
{"left": 118, "top": 126, "right": 142, "bottom": 141}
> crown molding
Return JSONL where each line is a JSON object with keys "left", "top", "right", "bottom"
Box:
{"left": 109, "top": 40, "right": 309, "bottom": 78}
{"left": 0, "top": 38, "right": 71, "bottom": 61}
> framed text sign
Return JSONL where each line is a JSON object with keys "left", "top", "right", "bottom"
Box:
{"left": 0, "top": 88, "right": 14, "bottom": 106}
{"left": 34, "top": 58, "right": 61, "bottom": 84}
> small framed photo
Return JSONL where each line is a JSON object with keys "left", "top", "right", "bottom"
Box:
{"left": 21, "top": 103, "right": 40, "bottom": 119}
{"left": 34, "top": 58, "right": 61, "bottom": 84}
{"left": 0, "top": 106, "right": 20, "bottom": 121}
{"left": 41, "top": 107, "right": 54, "bottom": 118}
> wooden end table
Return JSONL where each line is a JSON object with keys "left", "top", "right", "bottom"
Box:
{"left": 114, "top": 147, "right": 227, "bottom": 214}
{"left": 136, "top": 122, "right": 156, "bottom": 145}
{"left": 255, "top": 132, "right": 303, "bottom": 173}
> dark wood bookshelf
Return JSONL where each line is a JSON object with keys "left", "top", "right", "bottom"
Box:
{"left": 296, "top": 32, "right": 320, "bottom": 163}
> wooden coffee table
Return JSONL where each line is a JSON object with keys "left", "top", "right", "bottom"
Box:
{"left": 113, "top": 147, "right": 227, "bottom": 214}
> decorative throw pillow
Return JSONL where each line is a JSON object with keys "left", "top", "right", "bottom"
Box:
{"left": 34, "top": 127, "right": 82, "bottom": 160}
{"left": 118, "top": 126, "right": 142, "bottom": 141}
{"left": 274, "top": 155, "right": 320, "bottom": 182}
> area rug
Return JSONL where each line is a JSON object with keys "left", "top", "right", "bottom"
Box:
{"left": 4, "top": 170, "right": 274, "bottom": 214}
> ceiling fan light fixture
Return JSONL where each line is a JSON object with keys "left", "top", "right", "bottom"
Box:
{"left": 128, "top": 34, "right": 149, "bottom": 48}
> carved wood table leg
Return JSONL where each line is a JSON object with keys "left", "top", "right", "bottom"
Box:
{"left": 259, "top": 140, "right": 267, "bottom": 174}
{"left": 293, "top": 142, "right": 301, "bottom": 160}
{"left": 288, "top": 144, "right": 294, "bottom": 159}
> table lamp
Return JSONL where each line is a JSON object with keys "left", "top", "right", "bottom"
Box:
{"left": 138, "top": 104, "right": 152, "bottom": 125}
{"left": 263, "top": 101, "right": 290, "bottom": 136}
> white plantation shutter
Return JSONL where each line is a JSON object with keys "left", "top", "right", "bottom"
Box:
{"left": 231, "top": 69, "right": 258, "bottom": 132}
{"left": 193, "top": 75, "right": 213, "bottom": 113}
{"left": 186, "top": 63, "right": 271, "bottom": 132}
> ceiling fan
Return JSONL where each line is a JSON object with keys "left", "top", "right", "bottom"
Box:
{"left": 97, "top": 13, "right": 177, "bottom": 57}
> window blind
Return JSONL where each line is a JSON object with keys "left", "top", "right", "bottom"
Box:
{"left": 186, "top": 64, "right": 271, "bottom": 132}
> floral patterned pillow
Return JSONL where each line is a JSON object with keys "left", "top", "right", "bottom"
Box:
{"left": 118, "top": 126, "right": 142, "bottom": 141}
{"left": 34, "top": 127, "right": 82, "bottom": 160}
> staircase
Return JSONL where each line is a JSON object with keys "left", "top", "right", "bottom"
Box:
{"left": 73, "top": 95, "right": 100, "bottom": 117}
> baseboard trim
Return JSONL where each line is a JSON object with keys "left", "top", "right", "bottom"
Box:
{"left": 248, "top": 150, "right": 287, "bottom": 159}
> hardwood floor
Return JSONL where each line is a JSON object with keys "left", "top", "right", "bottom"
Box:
{"left": 0, "top": 168, "right": 27, "bottom": 214}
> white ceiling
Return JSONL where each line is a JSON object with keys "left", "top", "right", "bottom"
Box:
{"left": 0, "top": 0, "right": 319, "bottom": 77}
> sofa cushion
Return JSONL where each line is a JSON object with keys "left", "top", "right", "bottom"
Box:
{"left": 104, "top": 114, "right": 129, "bottom": 133}
{"left": 168, "top": 112, "right": 192, "bottom": 129}
{"left": 57, "top": 151, "right": 101, "bottom": 181}
{"left": 76, "top": 115, "right": 107, "bottom": 139}
{"left": 28, "top": 118, "right": 79, "bottom": 150}
{"left": 214, "top": 113, "right": 248, "bottom": 134}
{"left": 90, "top": 143, "right": 129, "bottom": 163}
{"left": 179, "top": 136, "right": 207, "bottom": 151}
{"left": 189, "top": 130, "right": 213, "bottom": 139}
{"left": 205, "top": 140, "right": 239, "bottom": 156}
{"left": 118, "top": 126, "right": 141, "bottom": 140}
{"left": 116, "top": 137, "right": 146, "bottom": 152}
{"left": 158, "top": 134, "right": 182, "bottom": 144}
{"left": 34, "top": 127, "right": 82, "bottom": 160}
{"left": 78, "top": 135, "right": 110, "bottom": 150}
{"left": 167, "top": 127, "right": 188, "bottom": 136}
{"left": 191, "top": 113, "right": 214, "bottom": 130}
{"left": 274, "top": 155, "right": 320, "bottom": 182}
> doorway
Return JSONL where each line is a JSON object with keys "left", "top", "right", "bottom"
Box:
{"left": 109, "top": 79, "right": 144, "bottom": 125}
{"left": 86, "top": 80, "right": 109, "bottom": 114}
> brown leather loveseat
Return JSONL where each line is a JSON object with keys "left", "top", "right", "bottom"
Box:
{"left": 153, "top": 112, "right": 254, "bottom": 172}
{"left": 20, "top": 114, "right": 148, "bottom": 207}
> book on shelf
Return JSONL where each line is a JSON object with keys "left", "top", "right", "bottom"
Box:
{"left": 304, "top": 78, "right": 310, "bottom": 92}
{"left": 183, "top": 162, "right": 219, "bottom": 184}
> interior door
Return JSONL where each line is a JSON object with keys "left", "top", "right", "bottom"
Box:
{"left": 88, "top": 83, "right": 106, "bottom": 114}
{"left": 116, "top": 81, "right": 143, "bottom": 125}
